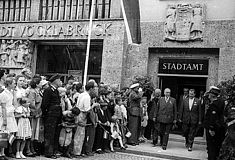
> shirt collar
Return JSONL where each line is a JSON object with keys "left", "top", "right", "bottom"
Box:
{"left": 51, "top": 84, "right": 56, "bottom": 90}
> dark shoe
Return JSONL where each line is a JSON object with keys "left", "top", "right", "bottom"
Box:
{"left": 63, "top": 153, "right": 73, "bottom": 159}
{"left": 110, "top": 150, "right": 115, "bottom": 153}
{"left": 124, "top": 144, "right": 128, "bottom": 148}
{"left": 188, "top": 147, "right": 192, "bottom": 152}
{"left": 120, "top": 147, "right": 126, "bottom": 150}
{"left": 86, "top": 152, "right": 94, "bottom": 156}
{"left": 162, "top": 146, "right": 167, "bottom": 150}
{"left": 25, "top": 152, "right": 36, "bottom": 157}
{"left": 45, "top": 155, "right": 57, "bottom": 159}
{"left": 104, "top": 149, "right": 111, "bottom": 153}
{"left": 7, "top": 153, "right": 15, "bottom": 158}
{"left": 95, "top": 150, "right": 104, "bottom": 154}
{"left": 128, "top": 143, "right": 137, "bottom": 146}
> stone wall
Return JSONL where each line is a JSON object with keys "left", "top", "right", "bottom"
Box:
{"left": 122, "top": 20, "right": 235, "bottom": 88}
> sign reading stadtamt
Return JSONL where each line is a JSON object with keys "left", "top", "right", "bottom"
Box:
{"left": 158, "top": 58, "right": 208, "bottom": 75}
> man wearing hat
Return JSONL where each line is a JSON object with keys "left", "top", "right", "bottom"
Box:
{"left": 203, "top": 86, "right": 225, "bottom": 160}
{"left": 41, "top": 74, "right": 62, "bottom": 159}
{"left": 127, "top": 83, "right": 143, "bottom": 146}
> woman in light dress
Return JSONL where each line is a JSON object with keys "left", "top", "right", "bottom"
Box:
{"left": 0, "top": 76, "right": 18, "bottom": 160}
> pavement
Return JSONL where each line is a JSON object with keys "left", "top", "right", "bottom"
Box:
{"left": 6, "top": 134, "right": 207, "bottom": 160}
{"left": 119, "top": 134, "right": 207, "bottom": 160}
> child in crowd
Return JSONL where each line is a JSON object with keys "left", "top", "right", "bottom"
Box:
{"left": 110, "top": 115, "right": 125, "bottom": 152}
{"left": 139, "top": 97, "right": 148, "bottom": 142}
{"left": 15, "top": 98, "right": 32, "bottom": 159}
{"left": 58, "top": 87, "right": 80, "bottom": 158}
{"left": 114, "top": 98, "right": 128, "bottom": 146}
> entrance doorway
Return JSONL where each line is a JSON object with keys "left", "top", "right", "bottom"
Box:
{"left": 159, "top": 76, "right": 207, "bottom": 135}
{"left": 160, "top": 76, "right": 207, "bottom": 100}
{"left": 36, "top": 40, "right": 103, "bottom": 83}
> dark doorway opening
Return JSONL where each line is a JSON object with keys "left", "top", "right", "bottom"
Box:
{"left": 159, "top": 76, "right": 207, "bottom": 135}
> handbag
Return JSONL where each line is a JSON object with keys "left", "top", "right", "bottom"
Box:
{"left": 125, "top": 126, "right": 132, "bottom": 138}
{"left": 0, "top": 130, "right": 9, "bottom": 148}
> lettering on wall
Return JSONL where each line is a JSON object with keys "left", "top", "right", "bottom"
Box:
{"left": 0, "top": 22, "right": 112, "bottom": 39}
{"left": 159, "top": 58, "right": 208, "bottom": 75}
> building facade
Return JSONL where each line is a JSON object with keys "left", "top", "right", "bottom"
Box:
{"left": 0, "top": 0, "right": 126, "bottom": 86}
{"left": 123, "top": 0, "right": 235, "bottom": 99}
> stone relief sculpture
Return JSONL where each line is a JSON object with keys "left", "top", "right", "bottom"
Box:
{"left": 0, "top": 40, "right": 9, "bottom": 66}
{"left": 190, "top": 4, "right": 203, "bottom": 40}
{"left": 164, "top": 5, "right": 177, "bottom": 41}
{"left": 0, "top": 40, "right": 34, "bottom": 68}
{"left": 164, "top": 4, "right": 204, "bottom": 42}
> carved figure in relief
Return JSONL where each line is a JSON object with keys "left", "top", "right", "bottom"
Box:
{"left": 23, "top": 40, "right": 33, "bottom": 68}
{"left": 164, "top": 5, "right": 177, "bottom": 40}
{"left": 16, "top": 40, "right": 27, "bottom": 67}
{"left": 0, "top": 40, "right": 9, "bottom": 66}
{"left": 191, "top": 4, "right": 203, "bottom": 40}
{"left": 7, "top": 40, "right": 19, "bottom": 66}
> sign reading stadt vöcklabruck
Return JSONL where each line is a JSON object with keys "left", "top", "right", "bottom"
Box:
{"left": 159, "top": 58, "right": 208, "bottom": 75}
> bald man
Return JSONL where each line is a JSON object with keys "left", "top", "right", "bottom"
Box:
{"left": 154, "top": 88, "right": 177, "bottom": 150}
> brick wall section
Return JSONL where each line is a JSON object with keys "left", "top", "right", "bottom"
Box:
{"left": 123, "top": 20, "right": 235, "bottom": 88}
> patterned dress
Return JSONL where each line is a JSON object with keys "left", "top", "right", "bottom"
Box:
{"left": 15, "top": 106, "right": 32, "bottom": 140}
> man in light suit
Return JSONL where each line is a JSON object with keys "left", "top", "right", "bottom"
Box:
{"left": 155, "top": 88, "right": 177, "bottom": 150}
{"left": 179, "top": 89, "right": 202, "bottom": 151}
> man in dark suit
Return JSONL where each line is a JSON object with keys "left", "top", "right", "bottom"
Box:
{"left": 155, "top": 88, "right": 177, "bottom": 150}
{"left": 178, "top": 88, "right": 189, "bottom": 115}
{"left": 204, "top": 87, "right": 225, "bottom": 160}
{"left": 41, "top": 74, "right": 62, "bottom": 159}
{"left": 179, "top": 89, "right": 202, "bottom": 151}
{"left": 149, "top": 89, "right": 161, "bottom": 146}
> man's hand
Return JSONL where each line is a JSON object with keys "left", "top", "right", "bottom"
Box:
{"left": 173, "top": 120, "right": 177, "bottom": 124}
{"left": 153, "top": 118, "right": 156, "bottom": 122}
{"left": 92, "top": 103, "right": 100, "bottom": 109}
{"left": 209, "top": 130, "right": 215, "bottom": 136}
{"left": 198, "top": 121, "right": 202, "bottom": 125}
{"left": 150, "top": 94, "right": 155, "bottom": 101}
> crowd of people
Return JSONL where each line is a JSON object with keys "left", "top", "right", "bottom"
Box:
{"left": 0, "top": 68, "right": 234, "bottom": 160}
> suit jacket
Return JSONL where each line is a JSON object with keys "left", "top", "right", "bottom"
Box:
{"left": 41, "top": 85, "right": 62, "bottom": 118}
{"left": 155, "top": 97, "right": 177, "bottom": 124}
{"left": 148, "top": 97, "right": 159, "bottom": 120}
{"left": 179, "top": 97, "right": 202, "bottom": 124}
{"left": 97, "top": 108, "right": 109, "bottom": 123}
{"left": 128, "top": 90, "right": 142, "bottom": 117}
{"left": 203, "top": 100, "right": 224, "bottom": 132}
